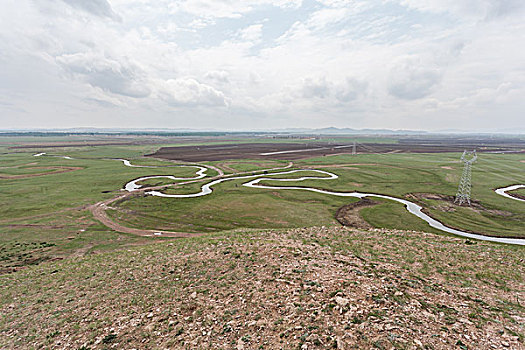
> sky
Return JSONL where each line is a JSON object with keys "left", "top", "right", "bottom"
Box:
{"left": 1, "top": 0, "right": 525, "bottom": 132}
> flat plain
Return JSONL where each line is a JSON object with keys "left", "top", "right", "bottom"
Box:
{"left": 0, "top": 133, "right": 524, "bottom": 349}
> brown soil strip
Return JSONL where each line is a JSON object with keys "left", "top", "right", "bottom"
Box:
{"left": 311, "top": 163, "right": 379, "bottom": 167}
{"left": 9, "top": 142, "right": 142, "bottom": 149}
{"left": 88, "top": 165, "right": 228, "bottom": 237}
{"left": 88, "top": 162, "right": 292, "bottom": 237}
{"left": 407, "top": 193, "right": 514, "bottom": 216}
{"left": 89, "top": 193, "right": 202, "bottom": 238}
{"left": 0, "top": 166, "right": 82, "bottom": 179}
{"left": 149, "top": 141, "right": 524, "bottom": 162}
{"left": 335, "top": 198, "right": 378, "bottom": 229}
{"left": 217, "top": 163, "right": 237, "bottom": 173}
{"left": 6, "top": 224, "right": 65, "bottom": 229}
{"left": 507, "top": 190, "right": 525, "bottom": 200}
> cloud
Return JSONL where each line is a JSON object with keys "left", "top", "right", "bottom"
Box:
{"left": 486, "top": 0, "right": 525, "bottom": 19}
{"left": 398, "top": 0, "right": 525, "bottom": 19}
{"left": 335, "top": 78, "right": 368, "bottom": 102}
{"left": 159, "top": 78, "right": 230, "bottom": 107}
{"left": 205, "top": 70, "right": 230, "bottom": 83}
{"left": 306, "top": 8, "right": 349, "bottom": 29}
{"left": 56, "top": 52, "right": 151, "bottom": 98}
{"left": 302, "top": 77, "right": 331, "bottom": 99}
{"left": 173, "top": 0, "right": 303, "bottom": 19}
{"left": 1, "top": 0, "right": 525, "bottom": 131}
{"left": 61, "top": 0, "right": 121, "bottom": 20}
{"left": 239, "top": 24, "right": 263, "bottom": 42}
{"left": 387, "top": 58, "right": 442, "bottom": 100}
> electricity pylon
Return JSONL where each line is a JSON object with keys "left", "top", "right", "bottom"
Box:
{"left": 454, "top": 150, "right": 477, "bottom": 206}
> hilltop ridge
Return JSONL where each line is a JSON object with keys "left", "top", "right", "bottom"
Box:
{"left": 1, "top": 226, "right": 523, "bottom": 349}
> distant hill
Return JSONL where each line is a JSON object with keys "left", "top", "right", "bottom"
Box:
{"left": 269, "top": 127, "right": 426, "bottom": 135}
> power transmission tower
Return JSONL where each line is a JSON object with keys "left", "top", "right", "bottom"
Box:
{"left": 454, "top": 150, "right": 477, "bottom": 206}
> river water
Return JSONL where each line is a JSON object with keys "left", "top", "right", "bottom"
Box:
{"left": 122, "top": 168, "right": 525, "bottom": 246}
{"left": 495, "top": 184, "right": 525, "bottom": 203}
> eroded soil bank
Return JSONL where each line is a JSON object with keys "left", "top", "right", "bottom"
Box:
{"left": 335, "top": 198, "right": 378, "bottom": 229}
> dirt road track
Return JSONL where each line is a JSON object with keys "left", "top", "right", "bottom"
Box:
{"left": 89, "top": 194, "right": 201, "bottom": 238}
{"left": 88, "top": 162, "right": 291, "bottom": 237}
{"left": 0, "top": 166, "right": 82, "bottom": 179}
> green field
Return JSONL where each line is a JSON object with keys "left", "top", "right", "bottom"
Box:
{"left": 510, "top": 187, "right": 525, "bottom": 198}
{"left": 1, "top": 136, "right": 524, "bottom": 273}
{"left": 111, "top": 152, "right": 525, "bottom": 238}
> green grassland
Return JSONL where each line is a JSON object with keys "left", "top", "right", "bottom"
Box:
{"left": 211, "top": 159, "right": 289, "bottom": 173}
{"left": 0, "top": 147, "right": 212, "bottom": 271}
{"left": 0, "top": 166, "right": 61, "bottom": 176}
{"left": 510, "top": 187, "right": 525, "bottom": 197}
{"left": 1, "top": 138, "right": 524, "bottom": 273}
{"left": 109, "top": 186, "right": 352, "bottom": 233}
{"left": 0, "top": 154, "right": 213, "bottom": 219}
{"left": 112, "top": 152, "right": 525, "bottom": 238}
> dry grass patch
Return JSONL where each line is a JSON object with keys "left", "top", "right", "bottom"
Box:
{"left": 0, "top": 227, "right": 523, "bottom": 349}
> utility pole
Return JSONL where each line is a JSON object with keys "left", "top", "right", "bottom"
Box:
{"left": 352, "top": 141, "right": 356, "bottom": 155}
{"left": 455, "top": 150, "right": 477, "bottom": 206}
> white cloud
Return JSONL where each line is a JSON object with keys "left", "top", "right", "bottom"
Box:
{"left": 56, "top": 52, "right": 151, "bottom": 98}
{"left": 239, "top": 24, "right": 263, "bottom": 42}
{"left": 1, "top": 0, "right": 525, "bottom": 131}
{"left": 398, "top": 0, "right": 525, "bottom": 19}
{"left": 302, "top": 77, "right": 332, "bottom": 99}
{"left": 388, "top": 58, "right": 442, "bottom": 100}
{"left": 61, "top": 0, "right": 121, "bottom": 20}
{"left": 205, "top": 70, "right": 230, "bottom": 83}
{"left": 335, "top": 78, "right": 368, "bottom": 102}
{"left": 173, "top": 0, "right": 303, "bottom": 19}
{"left": 158, "top": 78, "right": 230, "bottom": 107}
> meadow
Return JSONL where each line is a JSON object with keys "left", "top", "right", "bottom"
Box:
{"left": 111, "top": 152, "right": 525, "bottom": 238}
{"left": 0, "top": 135, "right": 524, "bottom": 274}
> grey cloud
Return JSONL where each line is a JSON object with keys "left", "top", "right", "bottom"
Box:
{"left": 388, "top": 62, "right": 442, "bottom": 100}
{"left": 204, "top": 70, "right": 230, "bottom": 84}
{"left": 61, "top": 0, "right": 120, "bottom": 20}
{"left": 301, "top": 77, "right": 367, "bottom": 102}
{"left": 486, "top": 0, "right": 525, "bottom": 18}
{"left": 400, "top": 0, "right": 525, "bottom": 20}
{"left": 302, "top": 77, "right": 331, "bottom": 99}
{"left": 56, "top": 53, "right": 151, "bottom": 98}
{"left": 335, "top": 78, "right": 367, "bottom": 102}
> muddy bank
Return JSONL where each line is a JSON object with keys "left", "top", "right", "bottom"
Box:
{"left": 406, "top": 193, "right": 514, "bottom": 216}
{"left": 335, "top": 198, "right": 378, "bottom": 229}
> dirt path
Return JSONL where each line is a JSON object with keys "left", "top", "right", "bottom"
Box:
{"left": 0, "top": 166, "right": 82, "bottom": 179}
{"left": 88, "top": 162, "right": 281, "bottom": 237}
{"left": 89, "top": 195, "right": 201, "bottom": 238}
{"left": 88, "top": 161, "right": 294, "bottom": 237}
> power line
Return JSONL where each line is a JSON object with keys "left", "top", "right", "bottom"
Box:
{"left": 455, "top": 150, "right": 477, "bottom": 206}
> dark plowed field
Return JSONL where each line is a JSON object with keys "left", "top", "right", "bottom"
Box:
{"left": 148, "top": 140, "right": 524, "bottom": 162}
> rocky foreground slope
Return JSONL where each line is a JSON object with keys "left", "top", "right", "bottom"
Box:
{"left": 1, "top": 227, "right": 524, "bottom": 349}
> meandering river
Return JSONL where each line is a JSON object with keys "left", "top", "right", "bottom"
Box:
{"left": 123, "top": 168, "right": 525, "bottom": 246}
{"left": 495, "top": 184, "right": 525, "bottom": 203}
{"left": 30, "top": 153, "right": 524, "bottom": 245}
